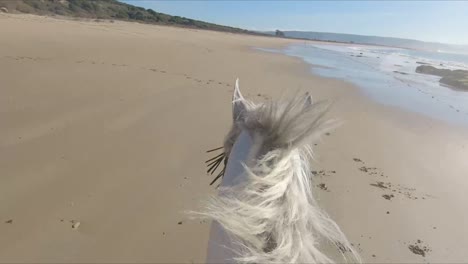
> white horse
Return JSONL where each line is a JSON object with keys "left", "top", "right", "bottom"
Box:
{"left": 197, "top": 79, "right": 360, "bottom": 263}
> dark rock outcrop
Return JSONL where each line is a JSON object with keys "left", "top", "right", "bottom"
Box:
{"left": 416, "top": 65, "right": 468, "bottom": 91}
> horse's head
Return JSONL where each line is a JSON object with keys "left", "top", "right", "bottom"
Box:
{"left": 208, "top": 78, "right": 332, "bottom": 187}
{"left": 203, "top": 79, "right": 359, "bottom": 263}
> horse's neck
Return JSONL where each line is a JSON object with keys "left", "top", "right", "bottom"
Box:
{"left": 206, "top": 130, "right": 260, "bottom": 263}
{"left": 221, "top": 130, "right": 260, "bottom": 187}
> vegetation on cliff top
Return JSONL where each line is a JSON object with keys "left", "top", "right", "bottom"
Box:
{"left": 0, "top": 0, "right": 257, "bottom": 34}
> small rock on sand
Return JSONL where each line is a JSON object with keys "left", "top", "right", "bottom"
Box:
{"left": 5, "top": 219, "right": 13, "bottom": 224}
{"left": 0, "top": 7, "right": 8, "bottom": 13}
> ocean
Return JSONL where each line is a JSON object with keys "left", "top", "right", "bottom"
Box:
{"left": 259, "top": 43, "right": 468, "bottom": 126}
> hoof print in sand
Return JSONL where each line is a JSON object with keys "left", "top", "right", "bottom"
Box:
{"left": 316, "top": 183, "right": 330, "bottom": 192}
{"left": 408, "top": 240, "right": 431, "bottom": 257}
{"left": 354, "top": 158, "right": 432, "bottom": 200}
{"left": 311, "top": 170, "right": 336, "bottom": 178}
{"left": 370, "top": 181, "right": 430, "bottom": 200}
{"left": 353, "top": 158, "right": 388, "bottom": 178}
{"left": 382, "top": 194, "right": 395, "bottom": 200}
{"left": 370, "top": 181, "right": 388, "bottom": 189}
{"left": 335, "top": 242, "right": 352, "bottom": 254}
{"left": 359, "top": 166, "right": 379, "bottom": 174}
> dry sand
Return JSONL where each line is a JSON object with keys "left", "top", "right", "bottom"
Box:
{"left": 1, "top": 14, "right": 468, "bottom": 263}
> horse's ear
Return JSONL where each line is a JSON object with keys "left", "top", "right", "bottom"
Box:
{"left": 233, "top": 78, "right": 247, "bottom": 121}
{"left": 305, "top": 92, "right": 312, "bottom": 107}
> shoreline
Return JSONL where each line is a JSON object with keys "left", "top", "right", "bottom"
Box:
{"left": 253, "top": 42, "right": 468, "bottom": 135}
{"left": 1, "top": 14, "right": 468, "bottom": 263}
{"left": 261, "top": 42, "right": 468, "bottom": 128}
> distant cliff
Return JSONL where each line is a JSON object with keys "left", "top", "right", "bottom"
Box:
{"left": 263, "top": 31, "right": 468, "bottom": 55}
{"left": 416, "top": 65, "right": 468, "bottom": 91}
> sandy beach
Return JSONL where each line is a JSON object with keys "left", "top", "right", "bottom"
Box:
{"left": 1, "top": 14, "right": 468, "bottom": 263}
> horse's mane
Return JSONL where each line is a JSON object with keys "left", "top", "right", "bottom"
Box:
{"left": 200, "top": 93, "right": 360, "bottom": 263}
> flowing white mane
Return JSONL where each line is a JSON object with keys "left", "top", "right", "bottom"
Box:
{"left": 196, "top": 79, "right": 360, "bottom": 263}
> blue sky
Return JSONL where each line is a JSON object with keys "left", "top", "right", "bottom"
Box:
{"left": 122, "top": 1, "right": 468, "bottom": 45}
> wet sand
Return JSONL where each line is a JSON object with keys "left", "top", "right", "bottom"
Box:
{"left": 1, "top": 14, "right": 468, "bottom": 263}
